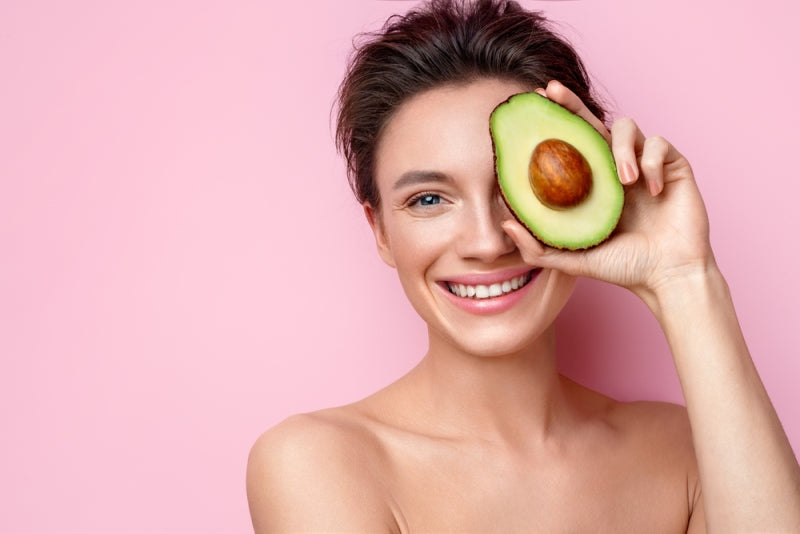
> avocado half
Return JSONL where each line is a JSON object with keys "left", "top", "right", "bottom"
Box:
{"left": 490, "top": 92, "right": 623, "bottom": 250}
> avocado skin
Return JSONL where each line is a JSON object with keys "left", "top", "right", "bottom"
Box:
{"left": 490, "top": 92, "right": 624, "bottom": 250}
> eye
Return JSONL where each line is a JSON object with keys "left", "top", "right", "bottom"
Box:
{"left": 408, "top": 193, "right": 442, "bottom": 207}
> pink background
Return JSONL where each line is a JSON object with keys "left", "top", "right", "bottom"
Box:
{"left": 2, "top": 1, "right": 799, "bottom": 532}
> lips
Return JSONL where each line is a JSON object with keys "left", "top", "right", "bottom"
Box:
{"left": 439, "top": 268, "right": 540, "bottom": 315}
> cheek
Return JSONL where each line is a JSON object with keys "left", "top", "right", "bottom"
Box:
{"left": 392, "top": 230, "right": 444, "bottom": 274}
{"left": 555, "top": 271, "right": 578, "bottom": 295}
{"left": 389, "top": 212, "right": 450, "bottom": 251}
{"left": 385, "top": 217, "right": 454, "bottom": 283}
{"left": 544, "top": 271, "right": 578, "bottom": 319}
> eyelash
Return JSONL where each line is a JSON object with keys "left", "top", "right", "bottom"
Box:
{"left": 406, "top": 192, "right": 443, "bottom": 208}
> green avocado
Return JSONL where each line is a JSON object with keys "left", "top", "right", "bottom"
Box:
{"left": 490, "top": 92, "right": 623, "bottom": 250}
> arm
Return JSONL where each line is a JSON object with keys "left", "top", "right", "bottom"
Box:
{"left": 653, "top": 266, "right": 800, "bottom": 531}
{"left": 503, "top": 80, "right": 800, "bottom": 532}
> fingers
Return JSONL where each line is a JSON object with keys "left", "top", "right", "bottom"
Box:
{"left": 540, "top": 80, "right": 689, "bottom": 198}
{"left": 611, "top": 117, "right": 686, "bottom": 196}
{"left": 610, "top": 118, "right": 644, "bottom": 186}
{"left": 639, "top": 136, "right": 671, "bottom": 196}
{"left": 537, "top": 80, "right": 610, "bottom": 141}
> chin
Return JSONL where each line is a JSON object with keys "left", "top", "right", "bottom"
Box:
{"left": 431, "top": 321, "right": 555, "bottom": 360}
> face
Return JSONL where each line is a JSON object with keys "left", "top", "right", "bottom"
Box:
{"left": 367, "top": 78, "right": 576, "bottom": 358}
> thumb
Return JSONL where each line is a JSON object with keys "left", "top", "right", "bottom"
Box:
{"left": 501, "top": 219, "right": 590, "bottom": 277}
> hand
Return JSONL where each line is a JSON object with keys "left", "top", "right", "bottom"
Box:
{"left": 501, "top": 80, "right": 716, "bottom": 306}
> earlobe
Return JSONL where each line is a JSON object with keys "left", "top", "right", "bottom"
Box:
{"left": 363, "top": 204, "right": 396, "bottom": 268}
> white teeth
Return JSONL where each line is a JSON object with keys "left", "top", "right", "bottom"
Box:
{"left": 447, "top": 273, "right": 531, "bottom": 300}
{"left": 488, "top": 283, "right": 502, "bottom": 297}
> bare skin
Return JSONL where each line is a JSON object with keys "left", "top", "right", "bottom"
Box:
{"left": 250, "top": 374, "right": 701, "bottom": 533}
{"left": 247, "top": 79, "right": 800, "bottom": 533}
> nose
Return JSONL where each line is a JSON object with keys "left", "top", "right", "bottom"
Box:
{"left": 455, "top": 190, "right": 516, "bottom": 263}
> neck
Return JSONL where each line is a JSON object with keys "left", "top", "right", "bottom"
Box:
{"left": 405, "top": 325, "right": 570, "bottom": 446}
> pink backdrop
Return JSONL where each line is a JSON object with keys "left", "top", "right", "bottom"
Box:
{"left": 2, "top": 1, "right": 798, "bottom": 532}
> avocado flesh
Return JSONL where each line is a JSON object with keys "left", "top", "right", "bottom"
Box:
{"left": 490, "top": 92, "right": 623, "bottom": 250}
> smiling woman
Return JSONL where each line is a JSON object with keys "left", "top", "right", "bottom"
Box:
{"left": 368, "top": 79, "right": 574, "bottom": 358}
{"left": 246, "top": 1, "right": 800, "bottom": 532}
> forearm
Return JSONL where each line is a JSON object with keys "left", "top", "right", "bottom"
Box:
{"left": 648, "top": 266, "right": 800, "bottom": 532}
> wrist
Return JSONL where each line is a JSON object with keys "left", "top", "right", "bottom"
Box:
{"left": 637, "top": 260, "right": 730, "bottom": 321}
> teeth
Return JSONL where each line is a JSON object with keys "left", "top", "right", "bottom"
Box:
{"left": 447, "top": 273, "right": 531, "bottom": 300}
{"left": 488, "top": 283, "right": 502, "bottom": 297}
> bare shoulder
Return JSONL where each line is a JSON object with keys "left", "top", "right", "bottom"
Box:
{"left": 566, "top": 379, "right": 695, "bottom": 453}
{"left": 246, "top": 408, "right": 400, "bottom": 533}
{"left": 612, "top": 400, "right": 695, "bottom": 454}
{"left": 610, "top": 399, "right": 704, "bottom": 526}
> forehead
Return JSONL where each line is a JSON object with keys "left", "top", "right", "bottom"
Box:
{"left": 374, "top": 78, "right": 531, "bottom": 186}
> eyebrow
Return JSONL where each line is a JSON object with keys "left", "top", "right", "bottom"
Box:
{"left": 392, "top": 170, "right": 452, "bottom": 191}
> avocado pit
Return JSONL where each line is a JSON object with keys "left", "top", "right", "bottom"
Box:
{"left": 529, "top": 138, "right": 592, "bottom": 209}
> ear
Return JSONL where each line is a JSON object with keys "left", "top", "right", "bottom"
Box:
{"left": 363, "top": 203, "right": 396, "bottom": 268}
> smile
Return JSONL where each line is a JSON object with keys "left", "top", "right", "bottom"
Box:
{"left": 446, "top": 271, "right": 532, "bottom": 300}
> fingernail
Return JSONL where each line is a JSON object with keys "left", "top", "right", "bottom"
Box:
{"left": 648, "top": 179, "right": 661, "bottom": 196}
{"left": 621, "top": 161, "right": 636, "bottom": 184}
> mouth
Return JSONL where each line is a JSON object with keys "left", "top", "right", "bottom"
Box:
{"left": 446, "top": 270, "right": 535, "bottom": 300}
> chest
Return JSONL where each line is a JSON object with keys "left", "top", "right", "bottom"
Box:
{"left": 384, "top": 442, "right": 691, "bottom": 533}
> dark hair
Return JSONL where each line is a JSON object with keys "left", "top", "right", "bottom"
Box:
{"left": 335, "top": 0, "right": 606, "bottom": 210}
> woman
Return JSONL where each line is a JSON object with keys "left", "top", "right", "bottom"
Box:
{"left": 247, "top": 1, "right": 800, "bottom": 531}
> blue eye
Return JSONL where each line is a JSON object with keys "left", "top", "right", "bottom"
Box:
{"left": 414, "top": 194, "right": 441, "bottom": 206}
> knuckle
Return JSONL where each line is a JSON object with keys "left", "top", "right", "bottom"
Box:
{"left": 645, "top": 135, "right": 669, "bottom": 152}
{"left": 640, "top": 155, "right": 661, "bottom": 172}
{"left": 611, "top": 117, "right": 636, "bottom": 134}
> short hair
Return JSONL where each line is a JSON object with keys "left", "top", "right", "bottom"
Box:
{"left": 335, "top": 0, "right": 606, "bottom": 210}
